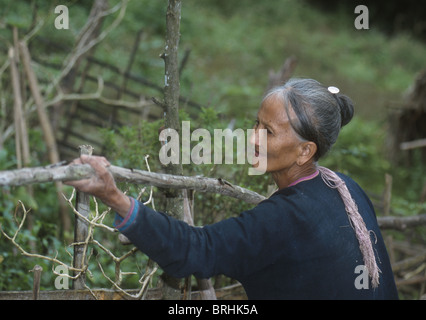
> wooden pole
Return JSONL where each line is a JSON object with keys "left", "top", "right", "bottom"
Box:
{"left": 72, "top": 145, "right": 93, "bottom": 289}
{"left": 19, "top": 42, "right": 59, "bottom": 165}
{"left": 161, "top": 0, "right": 184, "bottom": 219}
{"left": 0, "top": 164, "right": 266, "bottom": 205}
{"left": 29, "top": 265, "right": 43, "bottom": 300}
{"left": 182, "top": 189, "right": 217, "bottom": 300}
{"left": 400, "top": 138, "right": 426, "bottom": 150}
{"left": 9, "top": 40, "right": 31, "bottom": 169}
{"left": 10, "top": 28, "right": 35, "bottom": 250}
{"left": 19, "top": 41, "right": 71, "bottom": 236}
{"left": 159, "top": 0, "right": 184, "bottom": 300}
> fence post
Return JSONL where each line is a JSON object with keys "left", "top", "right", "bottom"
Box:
{"left": 29, "top": 265, "right": 43, "bottom": 300}
{"left": 72, "top": 145, "right": 93, "bottom": 289}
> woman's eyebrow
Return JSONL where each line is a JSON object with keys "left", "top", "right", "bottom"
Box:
{"left": 257, "top": 119, "right": 276, "bottom": 134}
{"left": 258, "top": 114, "right": 280, "bottom": 128}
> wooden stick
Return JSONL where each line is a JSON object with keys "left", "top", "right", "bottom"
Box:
{"left": 3, "top": 162, "right": 426, "bottom": 231}
{"left": 182, "top": 189, "right": 217, "bottom": 300}
{"left": 29, "top": 265, "right": 43, "bottom": 300}
{"left": 10, "top": 27, "right": 31, "bottom": 169}
{"left": 392, "top": 251, "right": 426, "bottom": 273}
{"left": 400, "top": 138, "right": 426, "bottom": 150}
{"left": 0, "top": 283, "right": 247, "bottom": 300}
{"left": 378, "top": 214, "right": 426, "bottom": 231}
{"left": 72, "top": 145, "right": 93, "bottom": 289}
{"left": 19, "top": 41, "right": 59, "bottom": 165}
{"left": 19, "top": 41, "right": 71, "bottom": 234}
{"left": 0, "top": 163, "right": 266, "bottom": 204}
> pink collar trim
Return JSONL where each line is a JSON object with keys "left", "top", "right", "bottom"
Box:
{"left": 288, "top": 170, "right": 319, "bottom": 187}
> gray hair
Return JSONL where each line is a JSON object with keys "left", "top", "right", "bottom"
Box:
{"left": 263, "top": 78, "right": 354, "bottom": 161}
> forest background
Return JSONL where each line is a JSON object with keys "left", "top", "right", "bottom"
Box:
{"left": 0, "top": 0, "right": 425, "bottom": 299}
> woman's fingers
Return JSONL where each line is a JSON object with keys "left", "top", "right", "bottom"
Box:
{"left": 64, "top": 155, "right": 113, "bottom": 194}
{"left": 79, "top": 154, "right": 110, "bottom": 167}
{"left": 64, "top": 155, "right": 130, "bottom": 215}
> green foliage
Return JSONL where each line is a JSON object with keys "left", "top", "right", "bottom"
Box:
{"left": 392, "top": 149, "right": 426, "bottom": 202}
{"left": 1, "top": 0, "right": 425, "bottom": 296}
{"left": 101, "top": 106, "right": 271, "bottom": 219}
{"left": 320, "top": 117, "right": 391, "bottom": 193}
{"left": 179, "top": 0, "right": 426, "bottom": 121}
{"left": 0, "top": 199, "right": 62, "bottom": 290}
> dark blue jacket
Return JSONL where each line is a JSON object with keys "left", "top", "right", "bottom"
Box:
{"left": 114, "top": 172, "right": 398, "bottom": 299}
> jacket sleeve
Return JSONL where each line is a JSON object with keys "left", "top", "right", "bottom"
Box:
{"left": 113, "top": 197, "right": 286, "bottom": 280}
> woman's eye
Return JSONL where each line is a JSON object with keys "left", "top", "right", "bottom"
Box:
{"left": 254, "top": 120, "right": 272, "bottom": 135}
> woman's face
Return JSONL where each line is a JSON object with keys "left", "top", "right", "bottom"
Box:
{"left": 250, "top": 94, "right": 307, "bottom": 175}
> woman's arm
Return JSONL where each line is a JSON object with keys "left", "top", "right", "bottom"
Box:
{"left": 64, "top": 155, "right": 279, "bottom": 281}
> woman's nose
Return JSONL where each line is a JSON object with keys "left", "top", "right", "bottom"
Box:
{"left": 249, "top": 128, "right": 258, "bottom": 146}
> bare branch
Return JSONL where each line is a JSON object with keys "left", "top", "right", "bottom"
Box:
{"left": 400, "top": 138, "right": 426, "bottom": 150}
{"left": 1, "top": 187, "right": 155, "bottom": 298}
{"left": 378, "top": 214, "right": 426, "bottom": 231}
{"left": 96, "top": 255, "right": 158, "bottom": 300}
{"left": 47, "top": 0, "right": 129, "bottom": 95}
{"left": 0, "top": 163, "right": 267, "bottom": 204}
{"left": 44, "top": 76, "right": 152, "bottom": 110}
{"left": 3, "top": 164, "right": 426, "bottom": 231}
{"left": 20, "top": 41, "right": 60, "bottom": 164}
{"left": 0, "top": 201, "right": 84, "bottom": 274}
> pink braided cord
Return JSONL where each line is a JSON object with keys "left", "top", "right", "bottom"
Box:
{"left": 318, "top": 166, "right": 380, "bottom": 288}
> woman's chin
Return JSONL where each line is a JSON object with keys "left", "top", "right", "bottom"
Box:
{"left": 250, "top": 158, "right": 269, "bottom": 174}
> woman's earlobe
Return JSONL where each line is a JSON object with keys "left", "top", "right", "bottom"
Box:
{"left": 306, "top": 142, "right": 317, "bottom": 161}
{"left": 297, "top": 142, "right": 317, "bottom": 165}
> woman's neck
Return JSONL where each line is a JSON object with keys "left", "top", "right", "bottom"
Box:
{"left": 272, "top": 162, "right": 318, "bottom": 189}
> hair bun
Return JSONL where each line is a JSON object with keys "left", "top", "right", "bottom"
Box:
{"left": 335, "top": 94, "right": 354, "bottom": 127}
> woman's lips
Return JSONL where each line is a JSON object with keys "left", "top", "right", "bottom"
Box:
{"left": 254, "top": 148, "right": 265, "bottom": 158}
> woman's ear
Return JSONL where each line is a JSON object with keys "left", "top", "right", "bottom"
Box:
{"left": 297, "top": 141, "right": 317, "bottom": 166}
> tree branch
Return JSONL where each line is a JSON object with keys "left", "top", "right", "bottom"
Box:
{"left": 44, "top": 76, "right": 151, "bottom": 110}
{"left": 46, "top": 0, "right": 129, "bottom": 95}
{"left": 0, "top": 163, "right": 266, "bottom": 205}
{"left": 4, "top": 164, "right": 426, "bottom": 230}
{"left": 1, "top": 188, "right": 154, "bottom": 300}
{"left": 378, "top": 214, "right": 426, "bottom": 231}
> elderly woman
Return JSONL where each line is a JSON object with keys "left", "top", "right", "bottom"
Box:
{"left": 66, "top": 78, "right": 398, "bottom": 299}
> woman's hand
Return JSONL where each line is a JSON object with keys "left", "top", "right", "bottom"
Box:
{"left": 64, "top": 155, "right": 131, "bottom": 217}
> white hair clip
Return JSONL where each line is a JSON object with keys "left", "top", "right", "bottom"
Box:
{"left": 328, "top": 86, "right": 340, "bottom": 94}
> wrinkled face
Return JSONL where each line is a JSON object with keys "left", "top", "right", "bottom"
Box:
{"left": 250, "top": 94, "right": 306, "bottom": 174}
